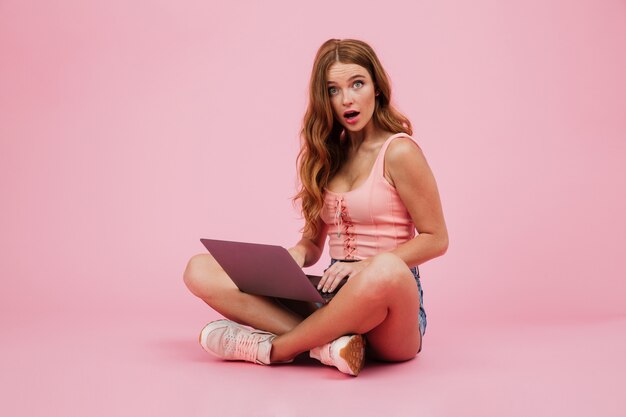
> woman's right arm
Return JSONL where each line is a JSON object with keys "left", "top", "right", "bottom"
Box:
{"left": 287, "top": 218, "right": 328, "bottom": 268}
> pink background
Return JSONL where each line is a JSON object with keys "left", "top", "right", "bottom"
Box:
{"left": 1, "top": 0, "right": 625, "bottom": 416}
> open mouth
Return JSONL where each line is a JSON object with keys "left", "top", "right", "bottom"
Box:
{"left": 344, "top": 111, "right": 360, "bottom": 121}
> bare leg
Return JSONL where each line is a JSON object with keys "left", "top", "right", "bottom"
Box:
{"left": 183, "top": 253, "right": 314, "bottom": 335}
{"left": 270, "top": 253, "right": 421, "bottom": 362}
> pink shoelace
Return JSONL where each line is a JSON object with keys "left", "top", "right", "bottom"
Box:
{"left": 232, "top": 332, "right": 264, "bottom": 363}
{"left": 318, "top": 343, "right": 333, "bottom": 366}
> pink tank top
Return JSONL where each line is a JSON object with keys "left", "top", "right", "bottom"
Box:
{"left": 321, "top": 133, "right": 418, "bottom": 260}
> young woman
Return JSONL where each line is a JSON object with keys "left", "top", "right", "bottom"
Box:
{"left": 183, "top": 38, "right": 448, "bottom": 376}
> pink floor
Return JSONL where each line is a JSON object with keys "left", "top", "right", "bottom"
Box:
{"left": 3, "top": 308, "right": 625, "bottom": 416}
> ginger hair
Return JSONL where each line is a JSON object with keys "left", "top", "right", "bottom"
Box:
{"left": 295, "top": 39, "right": 412, "bottom": 237}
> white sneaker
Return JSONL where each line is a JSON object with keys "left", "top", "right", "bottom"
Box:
{"left": 199, "top": 319, "right": 275, "bottom": 365}
{"left": 310, "top": 334, "right": 365, "bottom": 376}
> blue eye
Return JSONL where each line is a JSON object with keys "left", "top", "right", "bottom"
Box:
{"left": 353, "top": 80, "right": 364, "bottom": 88}
{"left": 328, "top": 86, "right": 338, "bottom": 95}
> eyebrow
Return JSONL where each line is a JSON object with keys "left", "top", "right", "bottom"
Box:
{"left": 326, "top": 74, "right": 367, "bottom": 85}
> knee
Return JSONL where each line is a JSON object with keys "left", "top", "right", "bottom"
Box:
{"left": 183, "top": 253, "right": 220, "bottom": 298}
{"left": 369, "top": 253, "right": 415, "bottom": 290}
{"left": 353, "top": 253, "right": 416, "bottom": 301}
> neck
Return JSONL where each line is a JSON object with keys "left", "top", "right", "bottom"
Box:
{"left": 345, "top": 121, "right": 384, "bottom": 150}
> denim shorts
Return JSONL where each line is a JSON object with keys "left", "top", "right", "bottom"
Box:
{"left": 328, "top": 259, "right": 427, "bottom": 338}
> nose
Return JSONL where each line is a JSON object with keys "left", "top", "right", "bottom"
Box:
{"left": 341, "top": 89, "right": 354, "bottom": 106}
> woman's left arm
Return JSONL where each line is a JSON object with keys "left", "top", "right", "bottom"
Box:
{"left": 385, "top": 137, "right": 449, "bottom": 267}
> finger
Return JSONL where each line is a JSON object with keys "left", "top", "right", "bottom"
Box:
{"left": 322, "top": 270, "right": 340, "bottom": 292}
{"left": 333, "top": 267, "right": 355, "bottom": 291}
{"left": 322, "top": 275, "right": 338, "bottom": 293}
{"left": 328, "top": 276, "right": 345, "bottom": 293}
{"left": 317, "top": 274, "right": 327, "bottom": 290}
{"left": 329, "top": 271, "right": 350, "bottom": 292}
{"left": 318, "top": 269, "right": 333, "bottom": 290}
{"left": 320, "top": 263, "right": 346, "bottom": 290}
{"left": 325, "top": 269, "right": 349, "bottom": 293}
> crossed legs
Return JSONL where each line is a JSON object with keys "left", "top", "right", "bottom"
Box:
{"left": 183, "top": 252, "right": 421, "bottom": 363}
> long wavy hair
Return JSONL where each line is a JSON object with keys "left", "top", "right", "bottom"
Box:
{"left": 294, "top": 39, "right": 413, "bottom": 236}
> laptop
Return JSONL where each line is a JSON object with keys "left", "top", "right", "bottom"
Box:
{"left": 200, "top": 238, "right": 346, "bottom": 304}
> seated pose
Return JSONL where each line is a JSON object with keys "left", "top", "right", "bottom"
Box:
{"left": 183, "top": 38, "right": 448, "bottom": 376}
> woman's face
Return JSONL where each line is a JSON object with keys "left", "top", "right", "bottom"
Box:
{"left": 326, "top": 62, "right": 377, "bottom": 133}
